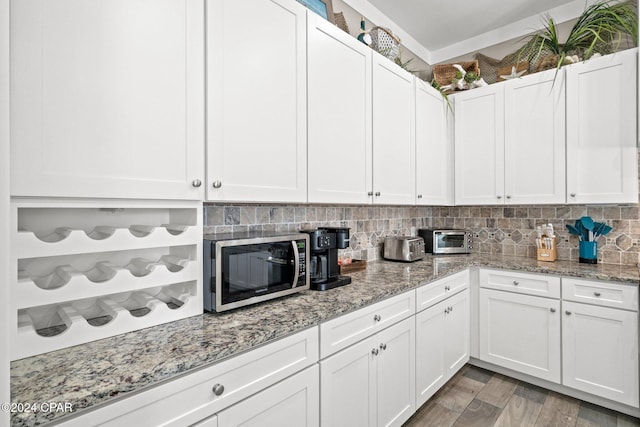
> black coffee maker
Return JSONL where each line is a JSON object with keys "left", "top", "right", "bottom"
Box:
{"left": 302, "top": 227, "right": 352, "bottom": 291}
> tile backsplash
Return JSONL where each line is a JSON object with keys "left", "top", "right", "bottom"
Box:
{"left": 204, "top": 202, "right": 640, "bottom": 266}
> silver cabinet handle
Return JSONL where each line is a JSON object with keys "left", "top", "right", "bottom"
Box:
{"left": 550, "top": 308, "right": 556, "bottom": 313}
{"left": 570, "top": 193, "right": 576, "bottom": 197}
{"left": 373, "top": 314, "right": 381, "bottom": 322}
{"left": 594, "top": 292, "right": 601, "bottom": 297}
{"left": 192, "top": 179, "right": 202, "bottom": 188}
{"left": 212, "top": 383, "right": 225, "bottom": 396}
{"left": 380, "top": 343, "right": 387, "bottom": 350}
{"left": 375, "top": 192, "right": 381, "bottom": 197}
{"left": 371, "top": 348, "right": 379, "bottom": 356}
{"left": 212, "top": 180, "right": 222, "bottom": 189}
{"left": 513, "top": 281, "right": 519, "bottom": 286}
{"left": 449, "top": 306, "right": 453, "bottom": 312}
{"left": 368, "top": 191, "right": 373, "bottom": 196}
{"left": 417, "top": 194, "right": 423, "bottom": 199}
{"left": 565, "top": 310, "right": 572, "bottom": 315}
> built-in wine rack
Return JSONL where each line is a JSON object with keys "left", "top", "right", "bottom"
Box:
{"left": 10, "top": 199, "right": 202, "bottom": 360}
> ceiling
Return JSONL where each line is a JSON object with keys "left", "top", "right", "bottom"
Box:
{"left": 341, "top": 0, "right": 601, "bottom": 64}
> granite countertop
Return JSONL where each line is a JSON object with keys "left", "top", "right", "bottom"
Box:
{"left": 10, "top": 254, "right": 640, "bottom": 426}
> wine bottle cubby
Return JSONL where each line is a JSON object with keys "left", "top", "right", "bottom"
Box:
{"left": 10, "top": 199, "right": 202, "bottom": 360}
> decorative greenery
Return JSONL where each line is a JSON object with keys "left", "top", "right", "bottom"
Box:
{"left": 431, "top": 79, "right": 452, "bottom": 112}
{"left": 517, "top": 0, "right": 638, "bottom": 70}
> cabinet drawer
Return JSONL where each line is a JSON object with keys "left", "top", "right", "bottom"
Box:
{"left": 58, "top": 327, "right": 319, "bottom": 427}
{"left": 320, "top": 290, "right": 415, "bottom": 358}
{"left": 480, "top": 269, "right": 560, "bottom": 298}
{"left": 562, "top": 278, "right": 638, "bottom": 311}
{"left": 416, "top": 270, "right": 469, "bottom": 312}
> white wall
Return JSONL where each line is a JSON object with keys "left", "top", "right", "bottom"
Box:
{"left": 1, "top": 0, "right": 10, "bottom": 422}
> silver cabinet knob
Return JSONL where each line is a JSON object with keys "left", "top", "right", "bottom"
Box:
{"left": 417, "top": 194, "right": 423, "bottom": 199}
{"left": 497, "top": 195, "right": 502, "bottom": 199}
{"left": 375, "top": 192, "right": 381, "bottom": 197}
{"left": 373, "top": 314, "right": 381, "bottom": 322}
{"left": 212, "top": 180, "right": 222, "bottom": 189}
{"left": 444, "top": 308, "right": 449, "bottom": 314}
{"left": 550, "top": 308, "right": 556, "bottom": 313}
{"left": 444, "top": 285, "right": 450, "bottom": 291}
{"left": 570, "top": 193, "right": 576, "bottom": 197}
{"left": 513, "top": 281, "right": 519, "bottom": 286}
{"left": 212, "top": 383, "right": 225, "bottom": 396}
{"left": 506, "top": 195, "right": 511, "bottom": 199}
{"left": 565, "top": 310, "right": 572, "bottom": 315}
{"left": 368, "top": 191, "right": 373, "bottom": 196}
{"left": 192, "top": 179, "right": 202, "bottom": 188}
{"left": 371, "top": 348, "right": 379, "bottom": 356}
{"left": 594, "top": 292, "right": 601, "bottom": 297}
{"left": 449, "top": 306, "right": 453, "bottom": 312}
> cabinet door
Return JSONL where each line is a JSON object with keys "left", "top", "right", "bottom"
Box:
{"left": 320, "top": 336, "right": 377, "bottom": 427}
{"left": 566, "top": 48, "right": 638, "bottom": 204}
{"left": 376, "top": 317, "right": 415, "bottom": 427}
{"left": 307, "top": 13, "right": 372, "bottom": 204}
{"left": 11, "top": 0, "right": 205, "bottom": 200}
{"left": 504, "top": 68, "right": 566, "bottom": 204}
{"left": 562, "top": 301, "right": 639, "bottom": 407}
{"left": 415, "top": 79, "right": 453, "bottom": 205}
{"left": 444, "top": 289, "right": 470, "bottom": 375}
{"left": 207, "top": 0, "right": 307, "bottom": 203}
{"left": 415, "top": 299, "right": 447, "bottom": 408}
{"left": 218, "top": 365, "right": 319, "bottom": 427}
{"left": 454, "top": 85, "right": 505, "bottom": 205}
{"left": 372, "top": 54, "right": 416, "bottom": 205}
{"left": 479, "top": 289, "right": 560, "bottom": 383}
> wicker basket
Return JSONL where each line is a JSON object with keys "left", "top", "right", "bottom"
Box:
{"left": 497, "top": 61, "right": 529, "bottom": 81}
{"left": 369, "top": 26, "right": 401, "bottom": 61}
{"left": 433, "top": 60, "right": 480, "bottom": 87}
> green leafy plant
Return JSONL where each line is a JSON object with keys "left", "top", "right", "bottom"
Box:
{"left": 517, "top": 0, "right": 638, "bottom": 70}
{"left": 431, "top": 79, "right": 452, "bottom": 113}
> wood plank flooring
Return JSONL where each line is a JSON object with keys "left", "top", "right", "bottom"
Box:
{"left": 404, "top": 365, "right": 640, "bottom": 427}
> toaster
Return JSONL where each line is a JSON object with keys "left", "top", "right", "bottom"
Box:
{"left": 383, "top": 236, "right": 425, "bottom": 262}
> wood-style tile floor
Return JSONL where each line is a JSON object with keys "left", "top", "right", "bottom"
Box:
{"left": 403, "top": 364, "right": 640, "bottom": 427}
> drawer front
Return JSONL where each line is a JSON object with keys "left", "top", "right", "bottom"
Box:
{"left": 416, "top": 270, "right": 469, "bottom": 312}
{"left": 320, "top": 290, "right": 415, "bottom": 358}
{"left": 59, "top": 327, "right": 319, "bottom": 427}
{"left": 562, "top": 278, "right": 638, "bottom": 311}
{"left": 480, "top": 269, "right": 560, "bottom": 298}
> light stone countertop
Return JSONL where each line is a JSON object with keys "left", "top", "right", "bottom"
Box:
{"left": 10, "top": 254, "right": 640, "bottom": 426}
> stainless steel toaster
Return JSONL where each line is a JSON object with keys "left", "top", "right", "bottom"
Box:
{"left": 383, "top": 236, "right": 425, "bottom": 262}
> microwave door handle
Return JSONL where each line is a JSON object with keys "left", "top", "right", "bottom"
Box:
{"left": 291, "top": 240, "right": 300, "bottom": 288}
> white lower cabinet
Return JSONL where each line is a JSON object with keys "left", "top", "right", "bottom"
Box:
{"left": 320, "top": 316, "right": 415, "bottom": 427}
{"left": 562, "top": 301, "right": 639, "bottom": 408}
{"left": 416, "top": 288, "right": 469, "bottom": 407}
{"left": 216, "top": 365, "right": 319, "bottom": 427}
{"left": 479, "top": 288, "right": 561, "bottom": 383}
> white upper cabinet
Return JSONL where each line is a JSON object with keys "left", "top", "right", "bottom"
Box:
{"left": 307, "top": 13, "right": 372, "bottom": 204}
{"left": 372, "top": 54, "right": 416, "bottom": 205}
{"left": 454, "top": 84, "right": 505, "bottom": 205}
{"left": 207, "top": 0, "right": 307, "bottom": 203}
{"left": 10, "top": 0, "right": 205, "bottom": 200}
{"left": 415, "top": 80, "right": 453, "bottom": 205}
{"left": 504, "top": 68, "right": 566, "bottom": 204}
{"left": 566, "top": 48, "right": 638, "bottom": 204}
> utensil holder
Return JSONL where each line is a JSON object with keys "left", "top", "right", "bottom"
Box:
{"left": 579, "top": 241, "right": 598, "bottom": 264}
{"left": 537, "top": 237, "right": 557, "bottom": 262}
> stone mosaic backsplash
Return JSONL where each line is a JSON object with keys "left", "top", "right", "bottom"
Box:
{"left": 204, "top": 204, "right": 432, "bottom": 261}
{"left": 204, "top": 202, "right": 640, "bottom": 266}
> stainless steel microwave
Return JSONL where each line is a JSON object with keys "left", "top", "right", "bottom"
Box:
{"left": 203, "top": 232, "right": 309, "bottom": 312}
{"left": 418, "top": 229, "right": 472, "bottom": 255}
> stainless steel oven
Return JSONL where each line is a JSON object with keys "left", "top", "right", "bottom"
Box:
{"left": 418, "top": 229, "right": 472, "bottom": 254}
{"left": 203, "top": 232, "right": 309, "bottom": 312}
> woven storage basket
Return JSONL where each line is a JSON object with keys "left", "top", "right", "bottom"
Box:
{"left": 369, "top": 26, "right": 401, "bottom": 61}
{"left": 433, "top": 60, "right": 480, "bottom": 87}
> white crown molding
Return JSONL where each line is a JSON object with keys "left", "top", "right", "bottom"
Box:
{"left": 341, "top": 0, "right": 600, "bottom": 65}
{"left": 340, "top": 0, "right": 432, "bottom": 64}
